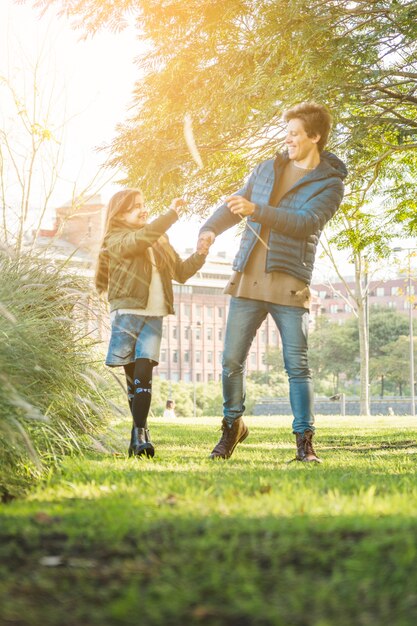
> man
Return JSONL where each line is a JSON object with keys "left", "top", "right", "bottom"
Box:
{"left": 197, "top": 102, "right": 347, "bottom": 463}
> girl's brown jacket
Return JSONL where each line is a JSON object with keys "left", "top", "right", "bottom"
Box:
{"left": 96, "top": 210, "right": 206, "bottom": 313}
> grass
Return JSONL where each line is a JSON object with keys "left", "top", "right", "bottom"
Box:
{"left": 0, "top": 251, "right": 113, "bottom": 498}
{"left": 1, "top": 414, "right": 417, "bottom": 626}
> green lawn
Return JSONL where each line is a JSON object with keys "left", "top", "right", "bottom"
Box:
{"left": 1, "top": 415, "right": 417, "bottom": 626}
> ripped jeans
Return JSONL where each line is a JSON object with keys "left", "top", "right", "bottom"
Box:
{"left": 222, "top": 297, "right": 314, "bottom": 434}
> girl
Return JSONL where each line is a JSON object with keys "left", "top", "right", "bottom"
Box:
{"left": 95, "top": 188, "right": 206, "bottom": 458}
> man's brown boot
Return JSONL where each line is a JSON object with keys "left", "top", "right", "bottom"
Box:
{"left": 293, "top": 430, "right": 322, "bottom": 463}
{"left": 209, "top": 417, "right": 249, "bottom": 459}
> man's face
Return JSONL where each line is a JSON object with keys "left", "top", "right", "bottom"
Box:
{"left": 285, "top": 118, "right": 320, "bottom": 161}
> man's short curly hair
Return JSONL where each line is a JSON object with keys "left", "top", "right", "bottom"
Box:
{"left": 283, "top": 102, "right": 332, "bottom": 152}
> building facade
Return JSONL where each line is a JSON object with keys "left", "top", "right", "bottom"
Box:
{"left": 314, "top": 277, "right": 417, "bottom": 323}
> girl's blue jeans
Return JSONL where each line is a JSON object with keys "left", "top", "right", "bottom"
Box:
{"left": 222, "top": 297, "right": 314, "bottom": 434}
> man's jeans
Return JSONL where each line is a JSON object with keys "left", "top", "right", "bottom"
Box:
{"left": 222, "top": 297, "right": 314, "bottom": 434}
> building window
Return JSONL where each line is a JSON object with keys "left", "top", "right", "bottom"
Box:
{"left": 184, "top": 351, "right": 190, "bottom": 363}
{"left": 195, "top": 350, "right": 201, "bottom": 364}
{"left": 217, "top": 307, "right": 223, "bottom": 318}
{"left": 250, "top": 352, "right": 256, "bottom": 366}
{"left": 208, "top": 373, "right": 214, "bottom": 382}
{"left": 345, "top": 304, "right": 352, "bottom": 313}
{"left": 172, "top": 350, "right": 178, "bottom": 363}
{"left": 206, "top": 306, "right": 213, "bottom": 319}
{"left": 261, "top": 330, "right": 266, "bottom": 343}
{"left": 376, "top": 287, "right": 385, "bottom": 297}
{"left": 207, "top": 351, "right": 213, "bottom": 364}
{"left": 172, "top": 326, "right": 177, "bottom": 339}
{"left": 183, "top": 303, "right": 191, "bottom": 317}
{"left": 218, "top": 328, "right": 223, "bottom": 341}
{"left": 207, "top": 327, "right": 213, "bottom": 341}
{"left": 330, "top": 304, "right": 338, "bottom": 314}
{"left": 195, "top": 326, "right": 201, "bottom": 340}
{"left": 218, "top": 351, "right": 223, "bottom": 364}
{"left": 388, "top": 301, "right": 396, "bottom": 308}
{"left": 184, "top": 327, "right": 190, "bottom": 340}
{"left": 391, "top": 286, "right": 399, "bottom": 296}
{"left": 160, "top": 350, "right": 166, "bottom": 362}
{"left": 173, "top": 284, "right": 192, "bottom": 294}
{"left": 193, "top": 286, "right": 223, "bottom": 295}
{"left": 196, "top": 373, "right": 202, "bottom": 382}
{"left": 196, "top": 305, "right": 202, "bottom": 320}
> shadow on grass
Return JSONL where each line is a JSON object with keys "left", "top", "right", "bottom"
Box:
{"left": 1, "top": 513, "right": 417, "bottom": 626}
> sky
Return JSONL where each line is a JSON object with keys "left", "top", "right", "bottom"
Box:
{"left": 0, "top": 2, "right": 137, "bottom": 202}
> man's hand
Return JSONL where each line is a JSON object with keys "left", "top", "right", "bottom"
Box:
{"left": 170, "top": 198, "right": 187, "bottom": 215}
{"left": 197, "top": 231, "right": 215, "bottom": 256}
{"left": 226, "top": 195, "right": 256, "bottom": 217}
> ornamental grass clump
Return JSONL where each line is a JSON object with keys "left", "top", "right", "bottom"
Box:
{"left": 0, "top": 250, "right": 110, "bottom": 500}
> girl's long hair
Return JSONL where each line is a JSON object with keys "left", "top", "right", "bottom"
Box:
{"left": 94, "top": 188, "right": 174, "bottom": 293}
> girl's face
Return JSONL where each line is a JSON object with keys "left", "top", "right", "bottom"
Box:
{"left": 120, "top": 193, "right": 148, "bottom": 228}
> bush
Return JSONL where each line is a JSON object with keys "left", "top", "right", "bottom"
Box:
{"left": 148, "top": 376, "right": 288, "bottom": 418}
{"left": 0, "top": 250, "right": 111, "bottom": 499}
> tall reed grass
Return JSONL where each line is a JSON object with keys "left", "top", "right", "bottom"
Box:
{"left": 0, "top": 249, "right": 111, "bottom": 500}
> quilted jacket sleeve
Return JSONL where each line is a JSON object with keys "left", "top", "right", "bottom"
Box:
{"left": 199, "top": 165, "right": 260, "bottom": 236}
{"left": 252, "top": 178, "right": 344, "bottom": 239}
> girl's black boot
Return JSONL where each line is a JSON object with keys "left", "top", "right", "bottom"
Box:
{"left": 128, "top": 426, "right": 154, "bottom": 458}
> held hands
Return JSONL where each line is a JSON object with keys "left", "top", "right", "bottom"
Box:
{"left": 226, "top": 195, "right": 256, "bottom": 217}
{"left": 197, "top": 231, "right": 215, "bottom": 256}
{"left": 170, "top": 197, "right": 187, "bottom": 216}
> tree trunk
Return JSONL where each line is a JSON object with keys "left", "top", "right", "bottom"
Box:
{"left": 355, "top": 255, "right": 370, "bottom": 416}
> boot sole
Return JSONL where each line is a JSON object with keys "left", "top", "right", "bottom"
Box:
{"left": 286, "top": 456, "right": 322, "bottom": 464}
{"left": 128, "top": 443, "right": 155, "bottom": 459}
{"left": 210, "top": 427, "right": 249, "bottom": 459}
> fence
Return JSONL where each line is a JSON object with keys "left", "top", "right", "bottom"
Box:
{"left": 253, "top": 396, "right": 416, "bottom": 416}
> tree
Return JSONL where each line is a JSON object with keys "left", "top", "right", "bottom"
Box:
{"left": 308, "top": 316, "right": 359, "bottom": 394}
{"left": 0, "top": 55, "right": 65, "bottom": 252}
{"left": 369, "top": 307, "right": 410, "bottom": 357}
{"left": 375, "top": 335, "right": 417, "bottom": 397}
{"left": 24, "top": 1, "right": 417, "bottom": 212}
{"left": 1, "top": 24, "right": 114, "bottom": 254}
{"left": 368, "top": 307, "right": 410, "bottom": 396}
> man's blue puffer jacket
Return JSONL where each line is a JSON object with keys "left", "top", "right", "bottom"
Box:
{"left": 200, "top": 150, "right": 348, "bottom": 284}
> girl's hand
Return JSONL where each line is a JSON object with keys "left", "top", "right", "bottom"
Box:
{"left": 197, "top": 231, "right": 215, "bottom": 255}
{"left": 170, "top": 198, "right": 187, "bottom": 215}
